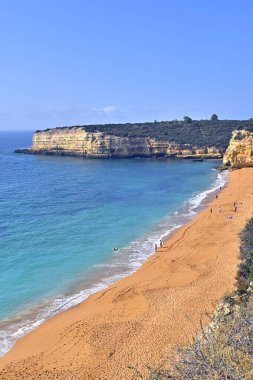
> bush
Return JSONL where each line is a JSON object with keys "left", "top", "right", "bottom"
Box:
{"left": 211, "top": 114, "right": 218, "bottom": 121}
{"left": 183, "top": 116, "right": 192, "bottom": 124}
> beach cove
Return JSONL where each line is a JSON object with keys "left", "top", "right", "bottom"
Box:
{"left": 0, "top": 132, "right": 227, "bottom": 357}
{"left": 0, "top": 168, "right": 252, "bottom": 379}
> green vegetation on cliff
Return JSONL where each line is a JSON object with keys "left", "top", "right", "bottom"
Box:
{"left": 44, "top": 119, "right": 253, "bottom": 152}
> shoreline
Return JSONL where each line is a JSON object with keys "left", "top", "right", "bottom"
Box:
{"left": 1, "top": 168, "right": 253, "bottom": 379}
{"left": 0, "top": 168, "right": 227, "bottom": 357}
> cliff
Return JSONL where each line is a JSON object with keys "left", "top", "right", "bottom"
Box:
{"left": 223, "top": 129, "right": 253, "bottom": 168}
{"left": 15, "top": 127, "right": 221, "bottom": 159}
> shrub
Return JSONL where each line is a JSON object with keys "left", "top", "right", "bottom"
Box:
{"left": 211, "top": 114, "right": 218, "bottom": 121}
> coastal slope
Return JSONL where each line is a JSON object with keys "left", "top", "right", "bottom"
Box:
{"left": 0, "top": 168, "right": 253, "bottom": 380}
{"left": 223, "top": 129, "right": 253, "bottom": 168}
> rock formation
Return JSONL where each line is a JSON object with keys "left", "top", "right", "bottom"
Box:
{"left": 223, "top": 130, "right": 253, "bottom": 168}
{"left": 15, "top": 127, "right": 221, "bottom": 159}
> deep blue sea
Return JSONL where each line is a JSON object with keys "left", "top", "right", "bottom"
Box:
{"left": 0, "top": 131, "right": 227, "bottom": 355}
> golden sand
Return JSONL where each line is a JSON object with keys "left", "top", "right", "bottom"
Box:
{"left": 0, "top": 168, "right": 253, "bottom": 380}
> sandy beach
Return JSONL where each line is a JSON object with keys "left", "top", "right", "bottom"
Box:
{"left": 0, "top": 168, "right": 252, "bottom": 380}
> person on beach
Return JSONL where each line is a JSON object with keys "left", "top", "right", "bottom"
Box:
{"left": 216, "top": 194, "right": 218, "bottom": 199}
{"left": 155, "top": 244, "right": 158, "bottom": 252}
{"left": 210, "top": 208, "right": 213, "bottom": 213}
{"left": 160, "top": 239, "right": 163, "bottom": 248}
{"left": 234, "top": 205, "right": 237, "bottom": 212}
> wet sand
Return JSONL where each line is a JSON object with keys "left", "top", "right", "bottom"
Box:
{"left": 0, "top": 168, "right": 253, "bottom": 380}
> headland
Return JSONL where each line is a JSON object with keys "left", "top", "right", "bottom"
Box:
{"left": 14, "top": 119, "right": 253, "bottom": 160}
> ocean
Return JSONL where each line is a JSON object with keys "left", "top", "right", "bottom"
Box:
{"left": 0, "top": 131, "right": 227, "bottom": 355}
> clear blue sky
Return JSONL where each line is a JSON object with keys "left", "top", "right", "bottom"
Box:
{"left": 1, "top": 0, "right": 253, "bottom": 130}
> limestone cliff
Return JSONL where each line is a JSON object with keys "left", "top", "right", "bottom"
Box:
{"left": 223, "top": 130, "right": 253, "bottom": 168}
{"left": 15, "top": 127, "right": 221, "bottom": 159}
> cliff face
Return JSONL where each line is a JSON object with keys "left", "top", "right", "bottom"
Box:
{"left": 16, "top": 127, "right": 221, "bottom": 159}
{"left": 223, "top": 130, "right": 253, "bottom": 168}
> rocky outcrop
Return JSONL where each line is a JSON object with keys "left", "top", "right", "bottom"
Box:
{"left": 15, "top": 127, "right": 222, "bottom": 159}
{"left": 223, "top": 130, "right": 253, "bottom": 168}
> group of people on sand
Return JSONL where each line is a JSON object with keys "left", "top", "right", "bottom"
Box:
{"left": 155, "top": 239, "right": 163, "bottom": 253}
{"left": 210, "top": 194, "right": 242, "bottom": 219}
{"left": 153, "top": 186, "right": 244, "bottom": 254}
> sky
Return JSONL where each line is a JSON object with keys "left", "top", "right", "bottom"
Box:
{"left": 1, "top": 0, "right": 253, "bottom": 130}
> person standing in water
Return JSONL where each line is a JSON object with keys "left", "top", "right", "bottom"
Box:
{"left": 155, "top": 244, "right": 158, "bottom": 252}
{"left": 160, "top": 239, "right": 163, "bottom": 248}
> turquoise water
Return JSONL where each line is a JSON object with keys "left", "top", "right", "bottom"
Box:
{"left": 0, "top": 131, "right": 226, "bottom": 354}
